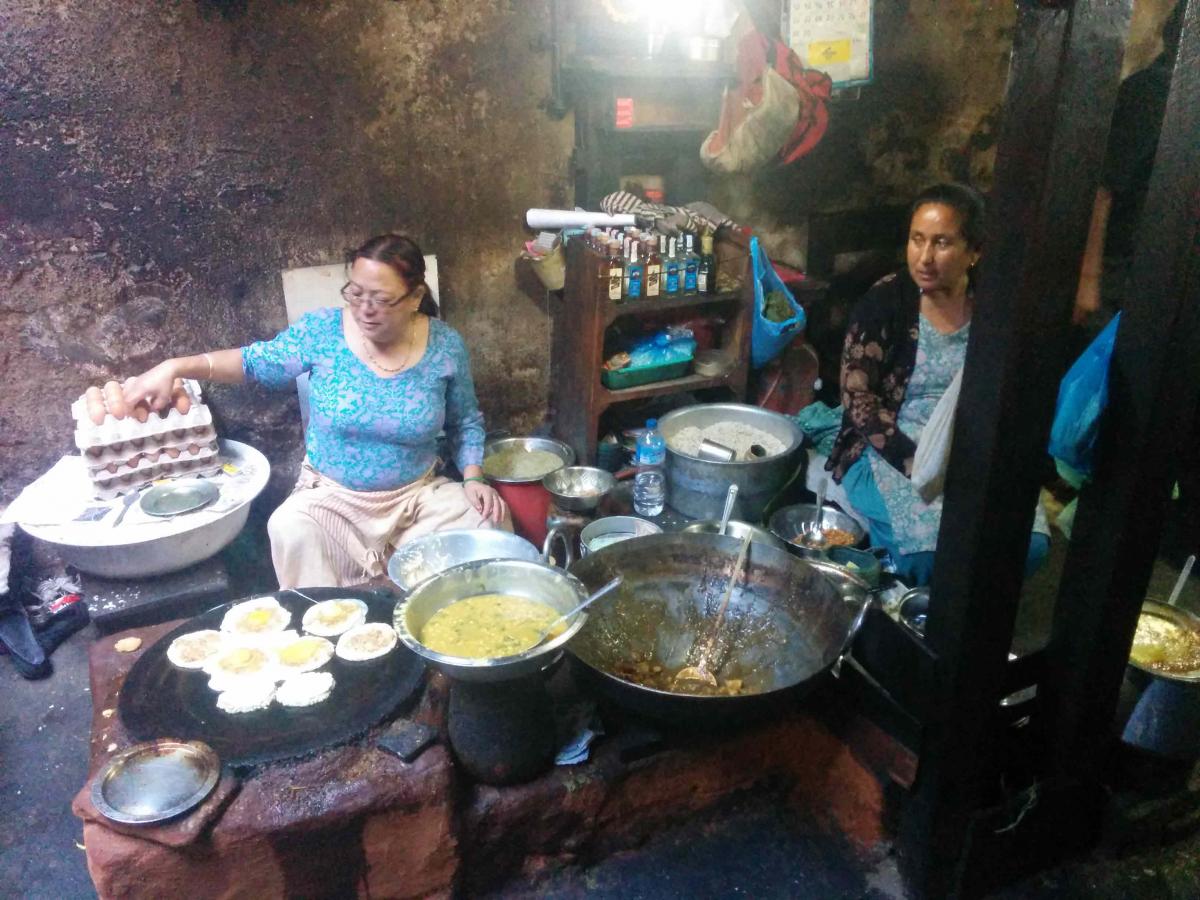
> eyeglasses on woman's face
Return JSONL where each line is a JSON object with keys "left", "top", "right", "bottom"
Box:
{"left": 340, "top": 282, "right": 415, "bottom": 310}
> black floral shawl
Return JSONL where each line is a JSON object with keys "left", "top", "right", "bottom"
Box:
{"left": 826, "top": 271, "right": 921, "bottom": 483}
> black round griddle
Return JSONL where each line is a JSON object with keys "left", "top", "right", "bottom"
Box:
{"left": 118, "top": 587, "right": 426, "bottom": 768}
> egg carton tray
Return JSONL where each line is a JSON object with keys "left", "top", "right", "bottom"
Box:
{"left": 81, "top": 424, "right": 218, "bottom": 470}
{"left": 89, "top": 441, "right": 221, "bottom": 499}
{"left": 72, "top": 379, "right": 213, "bottom": 452}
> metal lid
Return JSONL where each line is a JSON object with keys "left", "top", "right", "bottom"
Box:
{"left": 140, "top": 480, "right": 220, "bottom": 517}
{"left": 91, "top": 740, "right": 220, "bottom": 825}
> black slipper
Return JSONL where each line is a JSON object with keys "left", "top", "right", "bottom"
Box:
{"left": 0, "top": 601, "right": 52, "bottom": 680}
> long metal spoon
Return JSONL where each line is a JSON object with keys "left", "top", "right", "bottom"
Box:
{"left": 1167, "top": 554, "right": 1196, "bottom": 607}
{"left": 718, "top": 484, "right": 739, "bottom": 535}
{"left": 673, "top": 530, "right": 754, "bottom": 690}
{"left": 808, "top": 478, "right": 828, "bottom": 549}
{"left": 531, "top": 576, "right": 623, "bottom": 647}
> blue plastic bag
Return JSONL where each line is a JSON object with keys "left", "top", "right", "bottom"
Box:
{"left": 750, "top": 237, "right": 806, "bottom": 368}
{"left": 627, "top": 325, "right": 697, "bottom": 368}
{"left": 1048, "top": 312, "right": 1120, "bottom": 476}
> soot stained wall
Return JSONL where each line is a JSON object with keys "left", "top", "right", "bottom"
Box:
{"left": 0, "top": 0, "right": 572, "bottom": 506}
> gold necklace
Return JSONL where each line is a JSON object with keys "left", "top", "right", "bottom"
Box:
{"left": 363, "top": 323, "right": 415, "bottom": 374}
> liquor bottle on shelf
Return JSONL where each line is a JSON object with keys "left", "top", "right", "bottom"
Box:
{"left": 683, "top": 233, "right": 698, "bottom": 295}
{"left": 606, "top": 240, "right": 624, "bottom": 303}
{"left": 697, "top": 231, "right": 715, "bottom": 294}
{"left": 644, "top": 236, "right": 662, "bottom": 298}
{"left": 623, "top": 242, "right": 644, "bottom": 300}
{"left": 664, "top": 235, "right": 681, "bottom": 296}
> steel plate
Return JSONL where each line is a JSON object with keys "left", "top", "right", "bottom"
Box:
{"left": 140, "top": 480, "right": 220, "bottom": 517}
{"left": 118, "top": 588, "right": 426, "bottom": 767}
{"left": 91, "top": 739, "right": 220, "bottom": 825}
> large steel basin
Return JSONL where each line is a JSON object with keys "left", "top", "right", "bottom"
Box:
{"left": 657, "top": 404, "right": 803, "bottom": 522}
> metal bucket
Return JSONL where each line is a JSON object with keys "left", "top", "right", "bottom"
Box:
{"left": 482, "top": 436, "right": 574, "bottom": 546}
{"left": 657, "top": 404, "right": 803, "bottom": 522}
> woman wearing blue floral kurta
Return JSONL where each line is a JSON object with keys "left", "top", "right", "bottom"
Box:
{"left": 124, "top": 234, "right": 509, "bottom": 587}
{"left": 827, "top": 184, "right": 1048, "bottom": 585}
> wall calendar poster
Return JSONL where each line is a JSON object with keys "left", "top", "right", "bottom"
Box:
{"left": 782, "top": 0, "right": 874, "bottom": 87}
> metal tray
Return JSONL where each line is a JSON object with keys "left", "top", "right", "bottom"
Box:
{"left": 140, "top": 480, "right": 220, "bottom": 517}
{"left": 91, "top": 739, "right": 220, "bottom": 825}
{"left": 118, "top": 588, "right": 426, "bottom": 767}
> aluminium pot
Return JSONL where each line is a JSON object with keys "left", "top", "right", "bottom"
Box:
{"left": 1117, "top": 600, "right": 1200, "bottom": 760}
{"left": 566, "top": 532, "right": 868, "bottom": 723}
{"left": 386, "top": 527, "right": 573, "bottom": 593}
{"left": 482, "top": 436, "right": 575, "bottom": 545}
{"left": 656, "top": 404, "right": 803, "bottom": 522}
{"left": 394, "top": 558, "right": 594, "bottom": 683}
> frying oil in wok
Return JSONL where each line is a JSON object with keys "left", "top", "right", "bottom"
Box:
{"left": 420, "top": 594, "right": 562, "bottom": 658}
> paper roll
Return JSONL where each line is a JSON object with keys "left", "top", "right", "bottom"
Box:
{"left": 525, "top": 209, "right": 637, "bottom": 230}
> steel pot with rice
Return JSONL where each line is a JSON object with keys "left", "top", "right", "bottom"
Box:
{"left": 657, "top": 404, "right": 803, "bottom": 522}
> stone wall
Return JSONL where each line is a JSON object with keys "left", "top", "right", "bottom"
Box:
{"left": 1, "top": 0, "right": 573, "bottom": 506}
{"left": 3, "top": 0, "right": 1174, "bottom": 509}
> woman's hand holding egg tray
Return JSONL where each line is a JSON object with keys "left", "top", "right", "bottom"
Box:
{"left": 84, "top": 376, "right": 192, "bottom": 426}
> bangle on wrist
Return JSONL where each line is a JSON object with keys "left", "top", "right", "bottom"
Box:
{"left": 201, "top": 352, "right": 214, "bottom": 380}
{"left": 463, "top": 476, "right": 487, "bottom": 484}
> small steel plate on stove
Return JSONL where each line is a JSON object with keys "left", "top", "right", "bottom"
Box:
{"left": 91, "top": 739, "right": 220, "bottom": 825}
{"left": 140, "top": 481, "right": 220, "bottom": 517}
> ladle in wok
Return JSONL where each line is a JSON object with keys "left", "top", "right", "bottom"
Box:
{"left": 530, "top": 576, "right": 623, "bottom": 648}
{"left": 718, "top": 484, "right": 739, "bottom": 536}
{"left": 673, "top": 530, "right": 754, "bottom": 690}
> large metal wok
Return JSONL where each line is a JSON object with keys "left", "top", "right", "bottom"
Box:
{"left": 567, "top": 532, "right": 867, "bottom": 722}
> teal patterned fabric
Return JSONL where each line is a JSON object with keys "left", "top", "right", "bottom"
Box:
{"left": 867, "top": 315, "right": 1047, "bottom": 553}
{"left": 867, "top": 315, "right": 969, "bottom": 555}
{"left": 241, "top": 309, "right": 485, "bottom": 491}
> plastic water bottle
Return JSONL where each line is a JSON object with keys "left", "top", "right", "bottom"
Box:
{"left": 633, "top": 418, "right": 667, "bottom": 517}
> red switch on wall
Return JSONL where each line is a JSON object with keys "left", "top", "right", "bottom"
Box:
{"left": 614, "top": 97, "right": 634, "bottom": 129}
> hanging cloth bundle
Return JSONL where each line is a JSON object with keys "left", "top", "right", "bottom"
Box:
{"left": 700, "top": 29, "right": 832, "bottom": 174}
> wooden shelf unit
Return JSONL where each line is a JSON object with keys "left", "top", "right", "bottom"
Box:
{"left": 549, "top": 229, "right": 752, "bottom": 463}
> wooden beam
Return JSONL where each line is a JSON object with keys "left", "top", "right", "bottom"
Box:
{"left": 899, "top": 1, "right": 1132, "bottom": 895}
{"left": 1043, "top": 0, "right": 1200, "bottom": 782}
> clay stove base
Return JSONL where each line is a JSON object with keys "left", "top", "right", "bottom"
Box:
{"left": 77, "top": 619, "right": 905, "bottom": 899}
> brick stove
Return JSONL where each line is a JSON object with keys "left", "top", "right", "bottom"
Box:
{"left": 74, "top": 618, "right": 912, "bottom": 898}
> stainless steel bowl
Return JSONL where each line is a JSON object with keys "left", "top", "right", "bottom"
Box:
{"left": 542, "top": 466, "right": 617, "bottom": 513}
{"left": 579, "top": 515, "right": 663, "bottom": 556}
{"left": 394, "top": 558, "right": 595, "bottom": 682}
{"left": 769, "top": 503, "right": 866, "bottom": 556}
{"left": 386, "top": 529, "right": 543, "bottom": 593}
{"left": 482, "top": 436, "right": 574, "bottom": 484}
{"left": 680, "top": 519, "right": 787, "bottom": 551}
{"left": 657, "top": 403, "right": 803, "bottom": 521}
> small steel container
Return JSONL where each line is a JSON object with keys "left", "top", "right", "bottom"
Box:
{"left": 579, "top": 516, "right": 662, "bottom": 556}
{"left": 680, "top": 519, "right": 787, "bottom": 551}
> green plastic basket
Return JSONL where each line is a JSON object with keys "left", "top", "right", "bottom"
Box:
{"left": 601, "top": 359, "right": 690, "bottom": 390}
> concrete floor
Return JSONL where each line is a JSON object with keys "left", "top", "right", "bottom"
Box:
{"left": 4, "top": 528, "right": 1200, "bottom": 898}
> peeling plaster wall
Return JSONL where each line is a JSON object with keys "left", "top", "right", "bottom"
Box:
{"left": 719, "top": 0, "right": 1177, "bottom": 271}
{"left": 1, "top": 0, "right": 572, "bottom": 507}
{"left": 713, "top": 1, "right": 1019, "bottom": 269}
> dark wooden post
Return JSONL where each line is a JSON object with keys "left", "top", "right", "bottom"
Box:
{"left": 1043, "top": 0, "right": 1200, "bottom": 784}
{"left": 899, "top": 1, "right": 1132, "bottom": 895}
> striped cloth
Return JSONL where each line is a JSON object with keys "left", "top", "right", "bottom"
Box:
{"left": 600, "top": 191, "right": 735, "bottom": 235}
{"left": 267, "top": 459, "right": 511, "bottom": 588}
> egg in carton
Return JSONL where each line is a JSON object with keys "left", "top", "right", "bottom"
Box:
{"left": 90, "top": 440, "right": 224, "bottom": 500}
{"left": 72, "top": 378, "right": 214, "bottom": 456}
{"left": 81, "top": 423, "right": 219, "bottom": 471}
